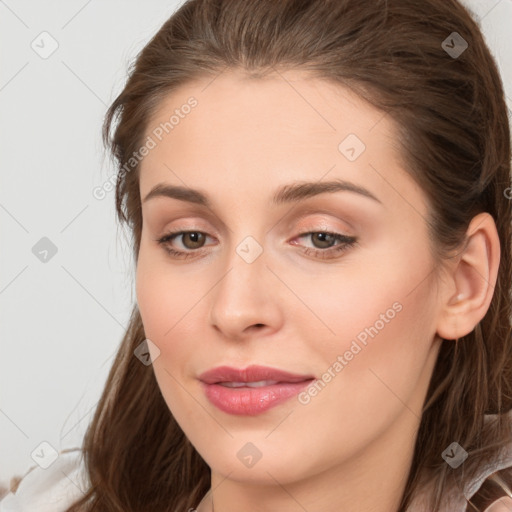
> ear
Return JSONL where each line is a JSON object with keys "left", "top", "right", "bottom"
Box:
{"left": 435, "top": 212, "right": 501, "bottom": 341}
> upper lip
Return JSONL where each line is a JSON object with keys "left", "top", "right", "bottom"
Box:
{"left": 198, "top": 365, "right": 315, "bottom": 384}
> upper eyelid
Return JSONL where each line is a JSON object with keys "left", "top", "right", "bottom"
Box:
{"left": 161, "top": 226, "right": 352, "bottom": 238}
{"left": 158, "top": 213, "right": 355, "bottom": 238}
{"left": 150, "top": 206, "right": 357, "bottom": 228}
{"left": 161, "top": 228, "right": 354, "bottom": 248}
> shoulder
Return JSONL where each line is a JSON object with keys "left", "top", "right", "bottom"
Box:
{"left": 407, "top": 411, "right": 512, "bottom": 511}
{"left": 0, "top": 448, "right": 88, "bottom": 512}
{"left": 464, "top": 411, "right": 512, "bottom": 511}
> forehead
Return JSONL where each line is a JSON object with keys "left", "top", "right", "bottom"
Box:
{"left": 138, "top": 69, "right": 425, "bottom": 217}
{"left": 144, "top": 68, "right": 396, "bottom": 154}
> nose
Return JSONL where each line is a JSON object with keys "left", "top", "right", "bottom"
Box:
{"left": 208, "top": 238, "right": 284, "bottom": 341}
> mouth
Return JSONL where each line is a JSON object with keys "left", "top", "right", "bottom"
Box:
{"left": 198, "top": 365, "right": 315, "bottom": 415}
{"left": 218, "top": 380, "right": 282, "bottom": 388}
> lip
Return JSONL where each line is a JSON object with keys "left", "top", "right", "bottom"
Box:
{"left": 199, "top": 365, "right": 315, "bottom": 416}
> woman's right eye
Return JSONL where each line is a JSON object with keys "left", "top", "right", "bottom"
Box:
{"left": 155, "top": 230, "right": 214, "bottom": 259}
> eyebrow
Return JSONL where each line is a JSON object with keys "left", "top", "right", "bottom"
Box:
{"left": 142, "top": 179, "right": 382, "bottom": 207}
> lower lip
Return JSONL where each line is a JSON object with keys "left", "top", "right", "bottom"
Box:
{"left": 202, "top": 380, "right": 313, "bottom": 415}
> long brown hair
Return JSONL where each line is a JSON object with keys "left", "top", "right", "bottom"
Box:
{"left": 67, "top": 0, "right": 512, "bottom": 510}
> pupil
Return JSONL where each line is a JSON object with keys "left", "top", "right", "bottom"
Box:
{"left": 314, "top": 233, "right": 333, "bottom": 248}
{"left": 185, "top": 232, "right": 203, "bottom": 248}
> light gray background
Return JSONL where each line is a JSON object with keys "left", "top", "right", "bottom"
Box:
{"left": 1, "top": 0, "right": 511, "bottom": 485}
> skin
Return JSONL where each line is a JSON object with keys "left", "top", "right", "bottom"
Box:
{"left": 483, "top": 498, "right": 512, "bottom": 512}
{"left": 135, "top": 69, "right": 500, "bottom": 512}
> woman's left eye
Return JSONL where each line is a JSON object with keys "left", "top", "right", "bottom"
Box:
{"left": 293, "top": 231, "right": 358, "bottom": 260}
{"left": 155, "top": 230, "right": 358, "bottom": 260}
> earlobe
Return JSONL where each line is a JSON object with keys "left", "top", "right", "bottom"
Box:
{"left": 435, "top": 212, "right": 500, "bottom": 341}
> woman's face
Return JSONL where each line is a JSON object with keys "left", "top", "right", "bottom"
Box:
{"left": 136, "top": 69, "right": 444, "bottom": 498}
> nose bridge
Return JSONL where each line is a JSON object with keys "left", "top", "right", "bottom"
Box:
{"left": 216, "top": 232, "right": 267, "bottom": 308}
{"left": 209, "top": 231, "right": 280, "bottom": 336}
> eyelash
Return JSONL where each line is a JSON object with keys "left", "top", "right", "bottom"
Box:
{"left": 155, "top": 229, "right": 358, "bottom": 261}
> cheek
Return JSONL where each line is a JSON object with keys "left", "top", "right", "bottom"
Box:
{"left": 135, "top": 249, "right": 205, "bottom": 421}
{"left": 295, "top": 242, "right": 438, "bottom": 432}
{"left": 136, "top": 244, "right": 203, "bottom": 341}
{"left": 309, "top": 267, "right": 433, "bottom": 361}
{"left": 135, "top": 244, "right": 212, "bottom": 380}
{"left": 282, "top": 236, "right": 434, "bottom": 354}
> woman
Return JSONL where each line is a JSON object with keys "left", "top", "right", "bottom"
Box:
{"left": 2, "top": 0, "right": 512, "bottom": 510}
